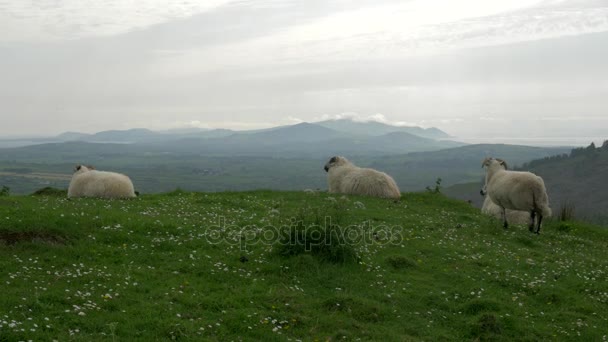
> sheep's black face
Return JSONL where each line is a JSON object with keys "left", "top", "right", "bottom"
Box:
{"left": 324, "top": 156, "right": 338, "bottom": 172}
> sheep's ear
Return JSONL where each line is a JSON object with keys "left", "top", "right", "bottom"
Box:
{"left": 497, "top": 159, "right": 508, "bottom": 170}
{"left": 329, "top": 156, "right": 337, "bottom": 163}
{"left": 75, "top": 165, "right": 81, "bottom": 171}
{"left": 481, "top": 158, "right": 491, "bottom": 168}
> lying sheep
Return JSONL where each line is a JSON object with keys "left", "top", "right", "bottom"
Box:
{"left": 68, "top": 165, "right": 136, "bottom": 199}
{"left": 481, "top": 158, "right": 551, "bottom": 234}
{"left": 324, "top": 156, "right": 401, "bottom": 199}
{"left": 481, "top": 196, "right": 530, "bottom": 225}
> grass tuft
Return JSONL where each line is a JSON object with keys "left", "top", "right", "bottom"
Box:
{"left": 31, "top": 186, "right": 67, "bottom": 197}
{"left": 274, "top": 205, "right": 359, "bottom": 264}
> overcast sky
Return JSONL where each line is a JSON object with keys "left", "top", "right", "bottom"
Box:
{"left": 1, "top": 0, "right": 607, "bottom": 139}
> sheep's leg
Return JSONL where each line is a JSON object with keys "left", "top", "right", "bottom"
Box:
{"left": 501, "top": 207, "right": 508, "bottom": 229}
{"left": 536, "top": 214, "right": 543, "bottom": 235}
{"left": 528, "top": 211, "right": 536, "bottom": 232}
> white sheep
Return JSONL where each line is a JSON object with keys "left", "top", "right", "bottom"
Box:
{"left": 481, "top": 158, "right": 551, "bottom": 234}
{"left": 481, "top": 196, "right": 530, "bottom": 225}
{"left": 324, "top": 156, "right": 401, "bottom": 199}
{"left": 68, "top": 165, "right": 136, "bottom": 199}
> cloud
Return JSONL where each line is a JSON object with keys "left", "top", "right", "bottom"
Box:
{"left": 0, "top": 0, "right": 232, "bottom": 42}
{"left": 315, "top": 112, "right": 421, "bottom": 127}
{"left": 146, "top": 1, "right": 608, "bottom": 75}
{"left": 167, "top": 120, "right": 212, "bottom": 129}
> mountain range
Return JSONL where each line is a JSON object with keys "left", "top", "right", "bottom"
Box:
{"left": 0, "top": 120, "right": 460, "bottom": 157}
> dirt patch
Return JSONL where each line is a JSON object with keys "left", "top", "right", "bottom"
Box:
{"left": 0, "top": 231, "right": 66, "bottom": 246}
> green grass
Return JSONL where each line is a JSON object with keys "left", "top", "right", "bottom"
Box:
{"left": 1, "top": 191, "right": 607, "bottom": 341}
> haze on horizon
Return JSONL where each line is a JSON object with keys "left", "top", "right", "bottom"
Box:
{"left": 1, "top": 0, "right": 607, "bottom": 140}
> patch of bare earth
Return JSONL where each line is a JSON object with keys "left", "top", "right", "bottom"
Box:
{"left": 0, "top": 231, "right": 65, "bottom": 246}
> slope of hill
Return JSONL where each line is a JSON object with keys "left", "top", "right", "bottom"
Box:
{"left": 316, "top": 119, "right": 450, "bottom": 139}
{"left": 0, "top": 191, "right": 607, "bottom": 340}
{"left": 521, "top": 142, "right": 608, "bottom": 224}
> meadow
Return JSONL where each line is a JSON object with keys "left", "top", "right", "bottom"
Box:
{"left": 1, "top": 191, "right": 607, "bottom": 341}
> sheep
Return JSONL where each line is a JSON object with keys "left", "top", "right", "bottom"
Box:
{"left": 323, "top": 156, "right": 401, "bottom": 199}
{"left": 481, "top": 158, "right": 551, "bottom": 234}
{"left": 481, "top": 196, "right": 530, "bottom": 225}
{"left": 68, "top": 165, "right": 136, "bottom": 199}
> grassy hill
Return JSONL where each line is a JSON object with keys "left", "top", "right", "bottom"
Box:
{"left": 1, "top": 191, "right": 607, "bottom": 340}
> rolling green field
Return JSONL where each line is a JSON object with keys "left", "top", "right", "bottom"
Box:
{"left": 1, "top": 191, "right": 607, "bottom": 341}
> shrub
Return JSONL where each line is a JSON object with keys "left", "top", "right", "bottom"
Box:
{"left": 274, "top": 206, "right": 359, "bottom": 264}
{"left": 426, "top": 178, "right": 442, "bottom": 194}
{"left": 0, "top": 186, "right": 10, "bottom": 197}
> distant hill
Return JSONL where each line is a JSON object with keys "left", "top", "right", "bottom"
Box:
{"left": 236, "top": 122, "right": 346, "bottom": 143}
{"left": 43, "top": 120, "right": 450, "bottom": 144}
{"left": 316, "top": 119, "right": 450, "bottom": 139}
{"left": 521, "top": 142, "right": 608, "bottom": 224}
{"left": 86, "top": 128, "right": 162, "bottom": 142}
{"left": 56, "top": 131, "right": 92, "bottom": 141}
{"left": 146, "top": 123, "right": 462, "bottom": 157}
{"left": 444, "top": 141, "right": 608, "bottom": 225}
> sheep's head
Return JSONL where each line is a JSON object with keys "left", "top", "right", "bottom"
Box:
{"left": 73, "top": 165, "right": 93, "bottom": 173}
{"left": 480, "top": 158, "right": 508, "bottom": 194}
{"left": 481, "top": 158, "right": 508, "bottom": 170}
{"left": 480, "top": 185, "right": 488, "bottom": 196}
{"left": 324, "top": 156, "right": 350, "bottom": 172}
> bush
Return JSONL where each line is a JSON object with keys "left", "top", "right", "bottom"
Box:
{"left": 426, "top": 178, "right": 442, "bottom": 194}
{"left": 274, "top": 206, "right": 359, "bottom": 264}
{"left": 0, "top": 186, "right": 9, "bottom": 197}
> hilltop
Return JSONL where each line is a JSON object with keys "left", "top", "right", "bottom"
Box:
{"left": 1, "top": 191, "right": 607, "bottom": 340}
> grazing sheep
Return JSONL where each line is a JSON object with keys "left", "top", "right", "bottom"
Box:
{"left": 68, "top": 165, "right": 136, "bottom": 199}
{"left": 481, "top": 158, "right": 551, "bottom": 234}
{"left": 324, "top": 156, "right": 401, "bottom": 199}
{"left": 481, "top": 196, "right": 530, "bottom": 225}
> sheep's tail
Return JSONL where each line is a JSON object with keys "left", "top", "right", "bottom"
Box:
{"left": 533, "top": 182, "right": 552, "bottom": 218}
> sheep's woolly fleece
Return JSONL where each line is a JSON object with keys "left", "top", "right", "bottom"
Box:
{"left": 324, "top": 156, "right": 401, "bottom": 199}
{"left": 482, "top": 157, "right": 551, "bottom": 233}
{"left": 68, "top": 165, "right": 136, "bottom": 199}
{"left": 481, "top": 196, "right": 530, "bottom": 225}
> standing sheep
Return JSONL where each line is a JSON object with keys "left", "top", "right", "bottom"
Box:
{"left": 68, "top": 165, "right": 136, "bottom": 199}
{"left": 324, "top": 156, "right": 401, "bottom": 199}
{"left": 481, "top": 158, "right": 551, "bottom": 234}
